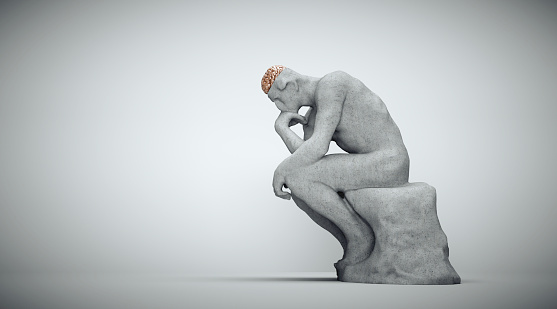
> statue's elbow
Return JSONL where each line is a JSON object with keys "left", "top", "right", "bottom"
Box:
{"left": 310, "top": 143, "right": 330, "bottom": 160}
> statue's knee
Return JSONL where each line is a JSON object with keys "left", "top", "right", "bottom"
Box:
{"left": 284, "top": 170, "right": 306, "bottom": 192}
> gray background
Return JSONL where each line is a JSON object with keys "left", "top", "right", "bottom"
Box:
{"left": 1, "top": 0, "right": 556, "bottom": 307}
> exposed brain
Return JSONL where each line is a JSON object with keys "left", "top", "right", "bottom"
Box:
{"left": 261, "top": 65, "right": 285, "bottom": 94}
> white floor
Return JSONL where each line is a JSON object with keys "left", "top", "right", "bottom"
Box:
{"left": 1, "top": 272, "right": 555, "bottom": 309}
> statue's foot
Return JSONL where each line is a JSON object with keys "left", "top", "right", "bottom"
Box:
{"left": 334, "top": 258, "right": 356, "bottom": 278}
{"left": 334, "top": 236, "right": 373, "bottom": 271}
{"left": 334, "top": 259, "right": 350, "bottom": 271}
{"left": 334, "top": 253, "right": 364, "bottom": 270}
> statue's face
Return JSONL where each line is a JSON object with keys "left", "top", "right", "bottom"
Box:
{"left": 267, "top": 69, "right": 302, "bottom": 113}
{"left": 269, "top": 88, "right": 300, "bottom": 113}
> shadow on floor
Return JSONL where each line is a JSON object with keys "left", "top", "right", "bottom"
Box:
{"left": 217, "top": 277, "right": 338, "bottom": 282}
{"left": 162, "top": 276, "right": 339, "bottom": 283}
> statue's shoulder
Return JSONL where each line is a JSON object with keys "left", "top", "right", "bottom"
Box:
{"left": 316, "top": 71, "right": 353, "bottom": 94}
{"left": 321, "top": 70, "right": 353, "bottom": 83}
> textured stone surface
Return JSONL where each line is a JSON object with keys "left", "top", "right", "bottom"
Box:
{"left": 263, "top": 67, "right": 460, "bottom": 284}
{"left": 341, "top": 183, "right": 461, "bottom": 284}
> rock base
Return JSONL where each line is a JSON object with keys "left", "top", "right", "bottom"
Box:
{"left": 339, "top": 182, "right": 460, "bottom": 285}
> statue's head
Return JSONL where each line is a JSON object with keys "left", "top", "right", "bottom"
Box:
{"left": 261, "top": 65, "right": 309, "bottom": 113}
{"left": 261, "top": 65, "right": 285, "bottom": 95}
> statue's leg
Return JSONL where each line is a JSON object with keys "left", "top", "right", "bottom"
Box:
{"left": 291, "top": 195, "right": 347, "bottom": 251}
{"left": 300, "top": 150, "right": 409, "bottom": 190}
{"left": 284, "top": 150, "right": 409, "bottom": 268}
{"left": 286, "top": 179, "right": 373, "bottom": 267}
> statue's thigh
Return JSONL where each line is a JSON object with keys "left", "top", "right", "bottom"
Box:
{"left": 301, "top": 152, "right": 407, "bottom": 190}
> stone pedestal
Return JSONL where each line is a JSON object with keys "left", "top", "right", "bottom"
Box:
{"left": 339, "top": 182, "right": 460, "bottom": 284}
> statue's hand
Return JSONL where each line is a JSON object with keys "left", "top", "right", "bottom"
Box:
{"left": 275, "top": 111, "right": 307, "bottom": 133}
{"left": 272, "top": 166, "right": 292, "bottom": 200}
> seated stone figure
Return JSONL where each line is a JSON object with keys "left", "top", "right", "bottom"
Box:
{"left": 263, "top": 65, "right": 409, "bottom": 264}
{"left": 261, "top": 65, "right": 460, "bottom": 284}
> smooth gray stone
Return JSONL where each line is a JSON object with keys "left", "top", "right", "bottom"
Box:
{"left": 340, "top": 182, "right": 461, "bottom": 285}
{"left": 262, "top": 67, "right": 460, "bottom": 284}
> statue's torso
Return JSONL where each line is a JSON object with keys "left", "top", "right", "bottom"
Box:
{"left": 305, "top": 74, "right": 407, "bottom": 155}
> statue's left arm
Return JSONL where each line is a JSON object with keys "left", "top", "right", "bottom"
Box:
{"left": 272, "top": 74, "right": 346, "bottom": 199}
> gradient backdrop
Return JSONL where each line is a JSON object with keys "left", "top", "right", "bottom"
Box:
{"left": 1, "top": 0, "right": 556, "bottom": 293}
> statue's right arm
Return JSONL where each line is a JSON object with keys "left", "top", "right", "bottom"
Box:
{"left": 276, "top": 127, "right": 303, "bottom": 154}
{"left": 275, "top": 112, "right": 307, "bottom": 154}
{"left": 302, "top": 107, "right": 315, "bottom": 140}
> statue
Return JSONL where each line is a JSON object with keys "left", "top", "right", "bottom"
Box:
{"left": 262, "top": 65, "right": 460, "bottom": 284}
